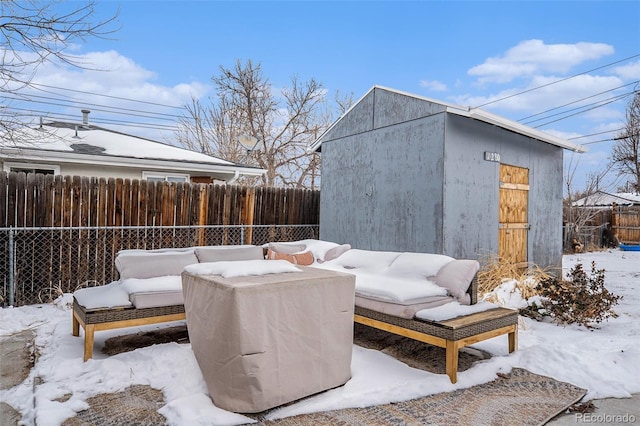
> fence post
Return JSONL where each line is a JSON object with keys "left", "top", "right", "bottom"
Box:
{"left": 242, "top": 188, "right": 256, "bottom": 245}
{"left": 8, "top": 228, "right": 15, "bottom": 306}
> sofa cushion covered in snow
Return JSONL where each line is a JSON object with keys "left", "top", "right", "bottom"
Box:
{"left": 116, "top": 250, "right": 199, "bottom": 280}
{"left": 120, "top": 276, "right": 184, "bottom": 309}
{"left": 73, "top": 281, "right": 131, "bottom": 310}
{"left": 110, "top": 246, "right": 265, "bottom": 309}
{"left": 195, "top": 245, "right": 264, "bottom": 263}
{"left": 354, "top": 294, "right": 453, "bottom": 319}
{"left": 315, "top": 248, "right": 479, "bottom": 314}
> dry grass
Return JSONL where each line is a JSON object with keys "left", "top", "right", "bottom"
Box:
{"left": 478, "top": 254, "right": 552, "bottom": 303}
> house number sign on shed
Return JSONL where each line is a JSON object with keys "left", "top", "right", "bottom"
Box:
{"left": 484, "top": 151, "right": 501, "bottom": 162}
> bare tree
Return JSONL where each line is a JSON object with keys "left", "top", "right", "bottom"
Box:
{"left": 563, "top": 151, "right": 615, "bottom": 252}
{"left": 611, "top": 91, "right": 640, "bottom": 193}
{"left": 1, "top": 0, "right": 117, "bottom": 138}
{"left": 176, "top": 59, "right": 339, "bottom": 189}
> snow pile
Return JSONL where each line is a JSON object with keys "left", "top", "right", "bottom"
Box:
{"left": 1, "top": 251, "right": 639, "bottom": 425}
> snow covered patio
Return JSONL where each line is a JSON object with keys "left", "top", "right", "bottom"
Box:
{"left": 1, "top": 250, "right": 639, "bottom": 425}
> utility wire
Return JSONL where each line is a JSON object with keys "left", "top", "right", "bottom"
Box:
{"left": 527, "top": 91, "right": 634, "bottom": 127}
{"left": 472, "top": 53, "right": 640, "bottom": 109}
{"left": 578, "top": 132, "right": 639, "bottom": 146}
{"left": 533, "top": 92, "right": 634, "bottom": 128}
{"left": 518, "top": 81, "right": 639, "bottom": 123}
{"left": 4, "top": 91, "right": 184, "bottom": 119}
{"left": 2, "top": 95, "right": 181, "bottom": 123}
{"left": 3, "top": 106, "right": 181, "bottom": 132}
{"left": 29, "top": 82, "right": 185, "bottom": 109}
{"left": 569, "top": 127, "right": 625, "bottom": 140}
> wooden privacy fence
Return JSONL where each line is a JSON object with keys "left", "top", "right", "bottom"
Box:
{"left": 613, "top": 205, "right": 640, "bottom": 244}
{"left": 564, "top": 204, "right": 640, "bottom": 250}
{"left": 0, "top": 171, "right": 321, "bottom": 306}
{"left": 1, "top": 224, "right": 320, "bottom": 307}
{"left": 0, "top": 171, "right": 320, "bottom": 229}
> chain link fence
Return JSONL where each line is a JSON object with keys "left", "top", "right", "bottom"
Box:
{"left": 1, "top": 225, "right": 319, "bottom": 307}
{"left": 562, "top": 223, "right": 616, "bottom": 253}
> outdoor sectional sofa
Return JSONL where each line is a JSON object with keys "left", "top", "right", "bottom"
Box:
{"left": 72, "top": 245, "right": 265, "bottom": 361}
{"left": 71, "top": 239, "right": 518, "bottom": 384}
{"left": 310, "top": 246, "right": 518, "bottom": 383}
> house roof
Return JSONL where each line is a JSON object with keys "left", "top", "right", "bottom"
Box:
{"left": 572, "top": 190, "right": 640, "bottom": 207}
{"left": 310, "top": 85, "right": 587, "bottom": 153}
{"left": 0, "top": 121, "right": 265, "bottom": 180}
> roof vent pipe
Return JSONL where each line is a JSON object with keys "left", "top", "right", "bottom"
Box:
{"left": 81, "top": 109, "right": 90, "bottom": 125}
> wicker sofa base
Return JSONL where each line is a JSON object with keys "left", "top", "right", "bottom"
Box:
{"left": 354, "top": 305, "right": 518, "bottom": 383}
{"left": 72, "top": 298, "right": 186, "bottom": 361}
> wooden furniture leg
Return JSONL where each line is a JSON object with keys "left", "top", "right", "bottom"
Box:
{"left": 83, "top": 324, "right": 95, "bottom": 362}
{"left": 508, "top": 328, "right": 518, "bottom": 353}
{"left": 445, "top": 340, "right": 460, "bottom": 383}
{"left": 72, "top": 311, "right": 79, "bottom": 337}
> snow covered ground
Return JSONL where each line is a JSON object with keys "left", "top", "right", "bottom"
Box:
{"left": 1, "top": 250, "right": 639, "bottom": 426}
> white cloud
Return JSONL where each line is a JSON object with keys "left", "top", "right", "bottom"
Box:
{"left": 568, "top": 149, "right": 610, "bottom": 168}
{"left": 544, "top": 128, "right": 583, "bottom": 141}
{"left": 613, "top": 60, "right": 640, "bottom": 80}
{"left": 31, "top": 50, "right": 210, "bottom": 105}
{"left": 9, "top": 49, "right": 211, "bottom": 141}
{"left": 454, "top": 74, "right": 624, "bottom": 116}
{"left": 419, "top": 79, "right": 447, "bottom": 92}
{"left": 468, "top": 39, "right": 615, "bottom": 84}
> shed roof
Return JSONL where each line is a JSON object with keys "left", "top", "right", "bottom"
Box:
{"left": 310, "top": 85, "right": 587, "bottom": 153}
{"left": 572, "top": 190, "right": 640, "bottom": 207}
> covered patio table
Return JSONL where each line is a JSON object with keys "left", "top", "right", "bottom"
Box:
{"left": 182, "top": 265, "right": 356, "bottom": 413}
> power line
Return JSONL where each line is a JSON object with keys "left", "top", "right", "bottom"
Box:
{"left": 2, "top": 93, "right": 183, "bottom": 123}
{"left": 472, "top": 53, "right": 640, "bottom": 109}
{"left": 580, "top": 132, "right": 640, "bottom": 146}
{"left": 526, "top": 91, "right": 634, "bottom": 127}
{"left": 532, "top": 92, "right": 633, "bottom": 128}
{"left": 518, "top": 81, "right": 639, "bottom": 124}
{"left": 5, "top": 91, "right": 184, "bottom": 119}
{"left": 569, "top": 127, "right": 625, "bottom": 140}
{"left": 29, "top": 82, "right": 185, "bottom": 110}
{"left": 2, "top": 105, "right": 181, "bottom": 133}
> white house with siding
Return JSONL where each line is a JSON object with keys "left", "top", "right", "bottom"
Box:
{"left": 1, "top": 113, "right": 264, "bottom": 184}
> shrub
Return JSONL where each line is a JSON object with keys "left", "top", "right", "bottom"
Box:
{"left": 522, "top": 261, "right": 621, "bottom": 328}
{"left": 477, "top": 254, "right": 550, "bottom": 298}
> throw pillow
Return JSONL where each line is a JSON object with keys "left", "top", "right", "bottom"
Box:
{"left": 434, "top": 259, "right": 480, "bottom": 300}
{"left": 388, "top": 253, "right": 455, "bottom": 277}
{"left": 268, "top": 242, "right": 307, "bottom": 254}
{"left": 266, "top": 249, "right": 314, "bottom": 265}
{"left": 323, "top": 244, "right": 352, "bottom": 262}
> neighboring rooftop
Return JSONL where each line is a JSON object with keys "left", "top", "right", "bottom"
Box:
{"left": 1, "top": 117, "right": 265, "bottom": 182}
{"left": 572, "top": 190, "right": 640, "bottom": 207}
{"left": 11, "top": 121, "right": 236, "bottom": 166}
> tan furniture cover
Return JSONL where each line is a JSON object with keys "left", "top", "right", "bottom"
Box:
{"left": 182, "top": 266, "right": 356, "bottom": 413}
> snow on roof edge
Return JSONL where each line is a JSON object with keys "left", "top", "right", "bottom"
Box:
{"left": 310, "top": 85, "right": 587, "bottom": 154}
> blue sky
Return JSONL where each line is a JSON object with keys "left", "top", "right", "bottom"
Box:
{"left": 11, "top": 1, "right": 640, "bottom": 192}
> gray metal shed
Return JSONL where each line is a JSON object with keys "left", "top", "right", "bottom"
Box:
{"left": 311, "top": 86, "right": 586, "bottom": 270}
